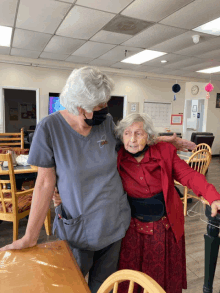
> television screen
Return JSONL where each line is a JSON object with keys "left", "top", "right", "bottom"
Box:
{"left": 48, "top": 93, "right": 65, "bottom": 114}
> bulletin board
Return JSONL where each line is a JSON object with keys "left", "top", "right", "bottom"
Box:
{"left": 143, "top": 101, "right": 172, "bottom": 127}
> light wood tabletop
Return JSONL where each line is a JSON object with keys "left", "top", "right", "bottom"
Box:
{"left": 0, "top": 164, "right": 38, "bottom": 175}
{"left": 0, "top": 240, "right": 91, "bottom": 293}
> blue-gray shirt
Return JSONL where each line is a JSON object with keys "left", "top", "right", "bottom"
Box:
{"left": 28, "top": 112, "right": 131, "bottom": 250}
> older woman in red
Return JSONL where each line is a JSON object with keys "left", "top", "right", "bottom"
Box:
{"left": 115, "top": 113, "right": 220, "bottom": 293}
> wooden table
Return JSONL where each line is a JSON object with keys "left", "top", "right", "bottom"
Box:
{"left": 0, "top": 164, "right": 38, "bottom": 175}
{"left": 0, "top": 164, "right": 51, "bottom": 236}
{"left": 0, "top": 240, "right": 91, "bottom": 293}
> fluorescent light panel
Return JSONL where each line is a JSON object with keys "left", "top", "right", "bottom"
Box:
{"left": 121, "top": 49, "right": 167, "bottom": 65}
{"left": 197, "top": 66, "right": 220, "bottom": 73}
{"left": 193, "top": 17, "right": 220, "bottom": 36}
{"left": 0, "top": 26, "right": 12, "bottom": 47}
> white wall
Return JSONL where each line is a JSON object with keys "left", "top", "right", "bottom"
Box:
{"left": 0, "top": 63, "right": 219, "bottom": 154}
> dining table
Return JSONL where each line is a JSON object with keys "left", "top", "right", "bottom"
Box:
{"left": 0, "top": 163, "right": 51, "bottom": 236}
{"left": 0, "top": 240, "right": 91, "bottom": 293}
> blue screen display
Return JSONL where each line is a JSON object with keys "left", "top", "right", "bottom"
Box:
{"left": 48, "top": 96, "right": 65, "bottom": 114}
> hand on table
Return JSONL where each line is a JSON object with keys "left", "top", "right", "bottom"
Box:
{"left": 211, "top": 200, "right": 220, "bottom": 217}
{"left": 0, "top": 236, "right": 37, "bottom": 252}
{"left": 158, "top": 133, "right": 196, "bottom": 152}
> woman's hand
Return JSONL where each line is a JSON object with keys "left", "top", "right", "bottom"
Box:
{"left": 211, "top": 200, "right": 220, "bottom": 217}
{"left": 157, "top": 133, "right": 196, "bottom": 152}
{"left": 52, "top": 188, "right": 62, "bottom": 207}
{"left": 0, "top": 236, "right": 37, "bottom": 252}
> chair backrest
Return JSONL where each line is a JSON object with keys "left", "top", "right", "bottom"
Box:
{"left": 187, "top": 149, "right": 212, "bottom": 175}
{"left": 0, "top": 128, "right": 24, "bottom": 149}
{"left": 194, "top": 135, "right": 214, "bottom": 148}
{"left": 0, "top": 153, "right": 17, "bottom": 215}
{"left": 192, "top": 143, "right": 212, "bottom": 154}
{"left": 190, "top": 132, "right": 213, "bottom": 142}
{"left": 158, "top": 132, "right": 182, "bottom": 138}
{"left": 97, "top": 269, "right": 166, "bottom": 293}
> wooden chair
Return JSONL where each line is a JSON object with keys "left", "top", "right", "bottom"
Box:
{"left": 0, "top": 128, "right": 24, "bottom": 149}
{"left": 97, "top": 269, "right": 166, "bottom": 293}
{"left": 175, "top": 149, "right": 212, "bottom": 216}
{"left": 192, "top": 143, "right": 212, "bottom": 154}
{"left": 0, "top": 153, "right": 51, "bottom": 241}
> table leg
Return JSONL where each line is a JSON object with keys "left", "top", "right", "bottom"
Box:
{"left": 203, "top": 208, "right": 220, "bottom": 293}
{"left": 44, "top": 209, "right": 51, "bottom": 236}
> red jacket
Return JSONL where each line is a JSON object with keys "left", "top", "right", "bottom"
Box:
{"left": 117, "top": 142, "right": 220, "bottom": 242}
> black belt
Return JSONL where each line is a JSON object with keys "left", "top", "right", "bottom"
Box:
{"left": 127, "top": 191, "right": 166, "bottom": 222}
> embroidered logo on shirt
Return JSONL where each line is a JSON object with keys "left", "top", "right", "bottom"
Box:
{"left": 97, "top": 135, "right": 108, "bottom": 148}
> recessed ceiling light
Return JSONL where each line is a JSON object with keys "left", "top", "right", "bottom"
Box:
{"left": 197, "top": 66, "right": 220, "bottom": 74}
{"left": 121, "top": 49, "right": 167, "bottom": 65}
{"left": 161, "top": 60, "right": 167, "bottom": 63}
{"left": 193, "top": 17, "right": 220, "bottom": 36}
{"left": 0, "top": 25, "right": 12, "bottom": 47}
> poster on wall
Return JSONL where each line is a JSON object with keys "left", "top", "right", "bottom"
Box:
{"left": 20, "top": 104, "right": 27, "bottom": 119}
{"left": 20, "top": 103, "right": 36, "bottom": 119}
{"left": 9, "top": 108, "right": 18, "bottom": 120}
{"left": 171, "top": 114, "right": 183, "bottom": 125}
{"left": 216, "top": 93, "right": 220, "bottom": 108}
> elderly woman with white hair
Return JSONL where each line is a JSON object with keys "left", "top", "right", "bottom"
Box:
{"left": 0, "top": 67, "right": 197, "bottom": 293}
{"left": 115, "top": 113, "right": 220, "bottom": 293}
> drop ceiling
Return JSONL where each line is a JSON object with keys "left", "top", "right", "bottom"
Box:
{"left": 0, "top": 0, "right": 220, "bottom": 80}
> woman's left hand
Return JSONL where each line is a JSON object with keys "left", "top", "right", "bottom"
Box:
{"left": 211, "top": 200, "right": 220, "bottom": 217}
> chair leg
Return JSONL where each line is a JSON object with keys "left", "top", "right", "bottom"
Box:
{"left": 44, "top": 208, "right": 51, "bottom": 236}
{"left": 13, "top": 218, "right": 19, "bottom": 241}
{"left": 183, "top": 187, "right": 188, "bottom": 216}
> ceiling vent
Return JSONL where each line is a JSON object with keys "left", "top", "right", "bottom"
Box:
{"left": 102, "top": 15, "right": 153, "bottom": 36}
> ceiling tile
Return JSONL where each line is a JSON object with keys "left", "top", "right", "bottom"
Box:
{"left": 197, "top": 48, "right": 220, "bottom": 60}
{"left": 44, "top": 36, "right": 85, "bottom": 54}
{"left": 121, "top": 0, "right": 194, "bottom": 22}
{"left": 12, "top": 29, "right": 52, "bottom": 51}
{"left": 90, "top": 30, "right": 131, "bottom": 45}
{"left": 99, "top": 45, "right": 143, "bottom": 62}
{"left": 110, "top": 62, "right": 139, "bottom": 70}
{"left": 160, "top": 0, "right": 220, "bottom": 30}
{"left": 56, "top": 0, "right": 76, "bottom": 3}
{"left": 0, "top": 0, "right": 18, "bottom": 27}
{"left": 150, "top": 31, "right": 214, "bottom": 53}
{"left": 0, "top": 46, "right": 10, "bottom": 55}
{"left": 16, "top": 0, "right": 71, "bottom": 34}
{"left": 135, "top": 65, "right": 161, "bottom": 72}
{"left": 175, "top": 37, "right": 220, "bottom": 57}
{"left": 183, "top": 61, "right": 220, "bottom": 71}
{"left": 76, "top": 0, "right": 133, "bottom": 14}
{"left": 40, "top": 52, "right": 70, "bottom": 60}
{"left": 56, "top": 5, "right": 115, "bottom": 39}
{"left": 11, "top": 48, "right": 40, "bottom": 59}
{"left": 71, "top": 41, "right": 115, "bottom": 58}
{"left": 182, "top": 71, "right": 208, "bottom": 79}
{"left": 89, "top": 59, "right": 115, "bottom": 67}
{"left": 166, "top": 69, "right": 190, "bottom": 76}
{"left": 146, "top": 67, "right": 173, "bottom": 74}
{"left": 141, "top": 54, "right": 187, "bottom": 67}
{"left": 165, "top": 57, "right": 204, "bottom": 69}
{"left": 122, "top": 24, "right": 186, "bottom": 48}
{"left": 65, "top": 55, "right": 94, "bottom": 63}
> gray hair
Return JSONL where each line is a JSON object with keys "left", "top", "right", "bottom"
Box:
{"left": 60, "top": 66, "right": 114, "bottom": 115}
{"left": 115, "top": 113, "right": 158, "bottom": 145}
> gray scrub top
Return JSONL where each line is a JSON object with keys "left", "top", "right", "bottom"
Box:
{"left": 28, "top": 112, "right": 131, "bottom": 251}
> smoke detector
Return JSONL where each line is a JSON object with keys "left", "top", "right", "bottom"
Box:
{"left": 192, "top": 35, "right": 200, "bottom": 44}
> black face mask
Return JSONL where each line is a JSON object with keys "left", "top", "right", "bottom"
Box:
{"left": 126, "top": 144, "right": 149, "bottom": 157}
{"left": 84, "top": 107, "right": 108, "bottom": 126}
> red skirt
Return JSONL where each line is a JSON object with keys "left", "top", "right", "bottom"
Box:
{"left": 118, "top": 218, "right": 187, "bottom": 293}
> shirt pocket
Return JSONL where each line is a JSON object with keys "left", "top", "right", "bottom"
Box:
{"left": 53, "top": 204, "right": 88, "bottom": 250}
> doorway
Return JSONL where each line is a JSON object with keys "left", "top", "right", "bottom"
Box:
{"left": 108, "top": 95, "right": 127, "bottom": 124}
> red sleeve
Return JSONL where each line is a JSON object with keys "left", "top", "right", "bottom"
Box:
{"left": 172, "top": 149, "right": 220, "bottom": 205}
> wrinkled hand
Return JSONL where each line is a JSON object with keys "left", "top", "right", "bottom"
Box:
{"left": 211, "top": 200, "right": 220, "bottom": 217}
{"left": 52, "top": 188, "right": 62, "bottom": 207}
{"left": 0, "top": 236, "right": 37, "bottom": 252}
{"left": 158, "top": 133, "right": 196, "bottom": 152}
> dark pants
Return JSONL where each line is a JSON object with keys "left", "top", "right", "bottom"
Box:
{"left": 68, "top": 239, "right": 122, "bottom": 293}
